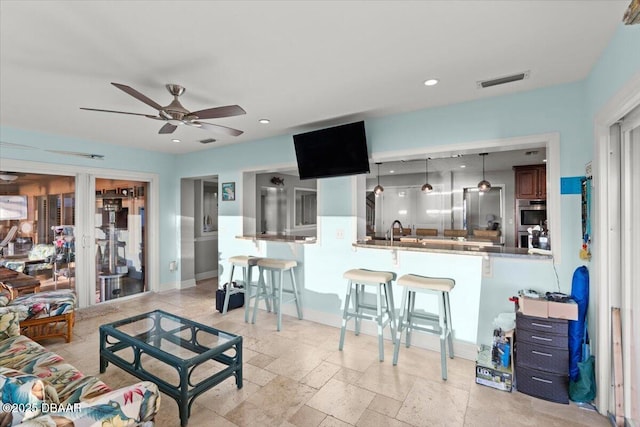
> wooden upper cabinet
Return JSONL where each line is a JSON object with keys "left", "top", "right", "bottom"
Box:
{"left": 514, "top": 164, "right": 547, "bottom": 199}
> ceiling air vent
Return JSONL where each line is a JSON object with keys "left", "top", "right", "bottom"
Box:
{"left": 477, "top": 71, "right": 530, "bottom": 89}
{"left": 199, "top": 138, "right": 216, "bottom": 144}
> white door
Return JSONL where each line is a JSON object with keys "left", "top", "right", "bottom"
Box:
{"left": 620, "top": 106, "right": 640, "bottom": 425}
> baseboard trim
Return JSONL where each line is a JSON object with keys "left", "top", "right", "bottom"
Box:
{"left": 277, "top": 304, "right": 478, "bottom": 361}
{"left": 195, "top": 270, "right": 217, "bottom": 281}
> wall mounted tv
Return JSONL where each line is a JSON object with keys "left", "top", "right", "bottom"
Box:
{"left": 0, "top": 195, "right": 28, "bottom": 220}
{"left": 293, "top": 121, "right": 370, "bottom": 180}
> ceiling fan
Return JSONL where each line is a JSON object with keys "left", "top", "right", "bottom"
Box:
{"left": 81, "top": 83, "right": 246, "bottom": 136}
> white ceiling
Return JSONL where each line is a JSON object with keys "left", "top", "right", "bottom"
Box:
{"left": 0, "top": 1, "right": 628, "bottom": 155}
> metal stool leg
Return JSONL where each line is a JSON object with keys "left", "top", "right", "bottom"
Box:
{"left": 406, "top": 291, "right": 416, "bottom": 348}
{"left": 290, "top": 268, "right": 303, "bottom": 319}
{"left": 376, "top": 283, "right": 384, "bottom": 361}
{"left": 384, "top": 281, "right": 397, "bottom": 344}
{"left": 445, "top": 291, "right": 454, "bottom": 359}
{"left": 339, "top": 280, "right": 354, "bottom": 351}
{"left": 243, "top": 266, "right": 251, "bottom": 323}
{"left": 252, "top": 267, "right": 266, "bottom": 324}
{"left": 439, "top": 291, "right": 448, "bottom": 380}
{"left": 355, "top": 284, "right": 363, "bottom": 335}
{"left": 393, "top": 287, "right": 410, "bottom": 365}
{"left": 222, "top": 265, "right": 236, "bottom": 315}
{"left": 276, "top": 269, "right": 284, "bottom": 331}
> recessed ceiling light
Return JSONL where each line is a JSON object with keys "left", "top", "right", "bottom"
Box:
{"left": 171, "top": 139, "right": 181, "bottom": 143}
{"left": 424, "top": 79, "right": 439, "bottom": 86}
{"left": 389, "top": 170, "right": 395, "bottom": 174}
{"left": 258, "top": 119, "right": 270, "bottom": 124}
{"left": 460, "top": 165, "right": 466, "bottom": 168}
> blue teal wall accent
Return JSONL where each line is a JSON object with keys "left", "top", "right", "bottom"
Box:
{"left": 561, "top": 176, "right": 585, "bottom": 195}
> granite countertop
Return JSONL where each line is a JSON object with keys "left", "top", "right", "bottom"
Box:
{"left": 352, "top": 239, "right": 552, "bottom": 259}
{"left": 236, "top": 235, "right": 317, "bottom": 244}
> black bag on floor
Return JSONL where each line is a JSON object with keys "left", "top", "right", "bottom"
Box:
{"left": 216, "top": 282, "right": 244, "bottom": 313}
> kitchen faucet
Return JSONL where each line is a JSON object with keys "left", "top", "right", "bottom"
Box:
{"left": 389, "top": 220, "right": 404, "bottom": 243}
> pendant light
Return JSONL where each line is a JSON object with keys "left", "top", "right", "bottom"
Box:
{"left": 373, "top": 162, "right": 384, "bottom": 195}
{"left": 477, "top": 153, "right": 491, "bottom": 192}
{"left": 421, "top": 157, "right": 433, "bottom": 193}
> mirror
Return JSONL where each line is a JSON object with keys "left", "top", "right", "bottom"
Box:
{"left": 260, "top": 187, "right": 287, "bottom": 234}
{"left": 463, "top": 186, "right": 504, "bottom": 241}
{"left": 294, "top": 188, "right": 317, "bottom": 227}
{"left": 202, "top": 180, "right": 218, "bottom": 234}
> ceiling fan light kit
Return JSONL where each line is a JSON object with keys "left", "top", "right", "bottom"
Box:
{"left": 81, "top": 82, "right": 246, "bottom": 137}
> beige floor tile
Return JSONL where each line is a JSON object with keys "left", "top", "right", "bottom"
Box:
{"left": 355, "top": 363, "right": 417, "bottom": 401}
{"left": 192, "top": 377, "right": 261, "bottom": 417}
{"left": 318, "top": 415, "right": 354, "bottom": 427}
{"left": 244, "top": 362, "right": 278, "bottom": 387}
{"left": 225, "top": 400, "right": 282, "bottom": 427}
{"left": 356, "top": 408, "right": 413, "bottom": 427}
{"left": 288, "top": 404, "right": 327, "bottom": 427}
{"left": 300, "top": 361, "right": 342, "bottom": 389}
{"left": 368, "top": 394, "right": 402, "bottom": 418}
{"left": 306, "top": 378, "right": 376, "bottom": 425}
{"left": 396, "top": 377, "right": 469, "bottom": 427}
{"left": 246, "top": 375, "right": 317, "bottom": 420}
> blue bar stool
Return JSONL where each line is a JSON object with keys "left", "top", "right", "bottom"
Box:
{"left": 392, "top": 274, "right": 455, "bottom": 380}
{"left": 252, "top": 258, "right": 302, "bottom": 331}
{"left": 339, "top": 269, "right": 397, "bottom": 362}
{"left": 223, "top": 256, "right": 269, "bottom": 322}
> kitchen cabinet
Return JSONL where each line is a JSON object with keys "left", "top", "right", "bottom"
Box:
{"left": 514, "top": 165, "right": 546, "bottom": 199}
{"left": 515, "top": 312, "right": 569, "bottom": 404}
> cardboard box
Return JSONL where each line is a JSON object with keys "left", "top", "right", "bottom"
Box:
{"left": 518, "top": 296, "right": 579, "bottom": 320}
{"left": 475, "top": 344, "right": 513, "bottom": 392}
{"left": 548, "top": 299, "right": 578, "bottom": 320}
{"left": 518, "top": 296, "right": 548, "bottom": 318}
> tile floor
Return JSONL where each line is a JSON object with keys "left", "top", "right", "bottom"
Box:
{"left": 41, "top": 279, "right": 609, "bottom": 427}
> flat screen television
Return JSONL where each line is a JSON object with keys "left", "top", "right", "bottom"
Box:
{"left": 0, "top": 195, "right": 28, "bottom": 220}
{"left": 293, "top": 121, "right": 370, "bottom": 180}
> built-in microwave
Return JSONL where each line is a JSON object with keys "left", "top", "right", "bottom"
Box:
{"left": 516, "top": 199, "right": 546, "bottom": 247}
{"left": 517, "top": 200, "right": 546, "bottom": 227}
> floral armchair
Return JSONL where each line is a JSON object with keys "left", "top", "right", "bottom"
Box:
{"left": 0, "top": 308, "right": 161, "bottom": 426}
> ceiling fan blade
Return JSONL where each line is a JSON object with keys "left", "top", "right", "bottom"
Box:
{"left": 189, "top": 105, "right": 246, "bottom": 120}
{"left": 194, "top": 121, "right": 243, "bottom": 137}
{"left": 80, "top": 107, "right": 158, "bottom": 118}
{"left": 159, "top": 123, "right": 178, "bottom": 134}
{"left": 111, "top": 82, "right": 164, "bottom": 111}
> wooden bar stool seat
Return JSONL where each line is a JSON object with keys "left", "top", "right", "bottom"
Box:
{"left": 339, "top": 269, "right": 397, "bottom": 362}
{"left": 392, "top": 274, "right": 455, "bottom": 380}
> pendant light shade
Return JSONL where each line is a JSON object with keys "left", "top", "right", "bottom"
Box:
{"left": 477, "top": 153, "right": 491, "bottom": 192}
{"left": 421, "top": 157, "right": 433, "bottom": 193}
{"left": 373, "top": 162, "right": 384, "bottom": 195}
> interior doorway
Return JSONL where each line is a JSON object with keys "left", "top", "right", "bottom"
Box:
{"left": 180, "top": 176, "right": 219, "bottom": 287}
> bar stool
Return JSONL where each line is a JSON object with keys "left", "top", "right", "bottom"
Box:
{"left": 252, "top": 258, "right": 302, "bottom": 331}
{"left": 392, "top": 274, "right": 455, "bottom": 380}
{"left": 223, "top": 256, "right": 269, "bottom": 323}
{"left": 339, "top": 269, "right": 397, "bottom": 362}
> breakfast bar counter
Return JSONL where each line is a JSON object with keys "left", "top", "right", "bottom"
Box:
{"left": 352, "top": 237, "right": 552, "bottom": 259}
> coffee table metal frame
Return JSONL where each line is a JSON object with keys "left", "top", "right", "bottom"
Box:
{"left": 99, "top": 309, "right": 243, "bottom": 426}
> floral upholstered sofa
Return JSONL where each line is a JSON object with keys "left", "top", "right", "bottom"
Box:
{"left": 0, "top": 308, "right": 161, "bottom": 426}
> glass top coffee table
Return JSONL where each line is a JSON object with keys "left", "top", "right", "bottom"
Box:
{"left": 99, "top": 309, "right": 242, "bottom": 426}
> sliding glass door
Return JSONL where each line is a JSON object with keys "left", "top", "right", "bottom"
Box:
{"left": 94, "top": 179, "right": 148, "bottom": 303}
